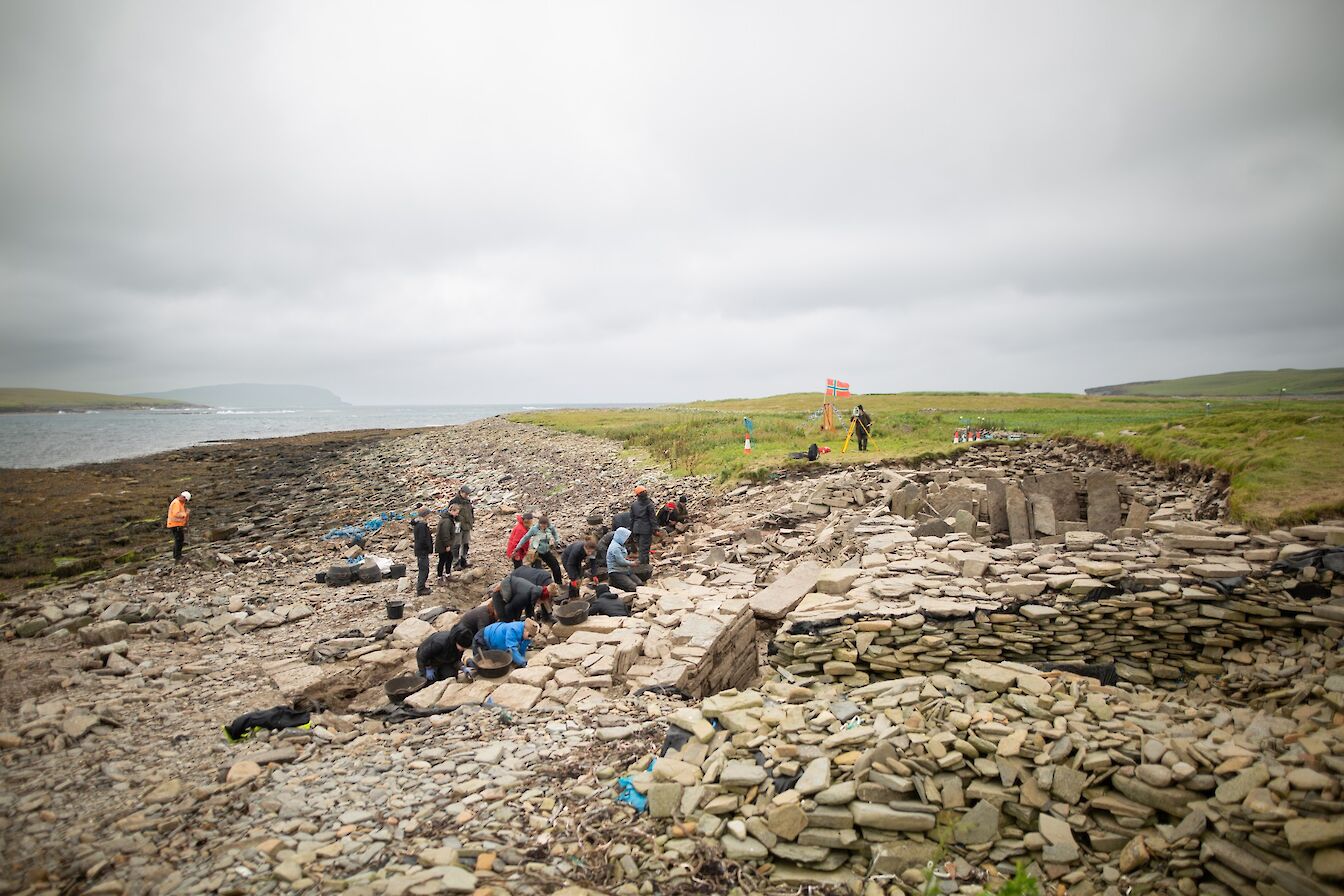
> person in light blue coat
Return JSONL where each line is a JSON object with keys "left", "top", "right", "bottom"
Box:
{"left": 474, "top": 618, "right": 538, "bottom": 668}
{"left": 520, "top": 514, "right": 563, "bottom": 586}
{"left": 605, "top": 527, "right": 643, "bottom": 593}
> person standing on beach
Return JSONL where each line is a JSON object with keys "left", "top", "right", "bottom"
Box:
{"left": 166, "top": 491, "right": 191, "bottom": 562}
{"left": 436, "top": 504, "right": 459, "bottom": 581}
{"left": 449, "top": 485, "right": 475, "bottom": 569}
{"left": 629, "top": 486, "right": 656, "bottom": 567}
{"left": 412, "top": 508, "right": 434, "bottom": 595}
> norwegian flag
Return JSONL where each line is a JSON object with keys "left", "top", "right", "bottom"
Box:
{"left": 826, "top": 378, "right": 850, "bottom": 398}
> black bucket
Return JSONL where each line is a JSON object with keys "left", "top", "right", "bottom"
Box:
{"left": 386, "top": 600, "right": 405, "bottom": 620}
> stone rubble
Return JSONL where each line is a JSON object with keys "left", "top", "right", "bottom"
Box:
{"left": 1, "top": 421, "right": 1341, "bottom": 896}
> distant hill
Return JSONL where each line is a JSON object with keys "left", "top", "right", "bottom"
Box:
{"left": 1086, "top": 368, "right": 1344, "bottom": 398}
{"left": 136, "top": 383, "right": 349, "bottom": 409}
{"left": 0, "top": 388, "right": 193, "bottom": 413}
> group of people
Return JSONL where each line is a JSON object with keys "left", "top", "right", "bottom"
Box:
{"left": 410, "top": 485, "right": 477, "bottom": 595}
{"left": 162, "top": 479, "right": 688, "bottom": 684}
{"left": 413, "top": 485, "right": 690, "bottom": 683}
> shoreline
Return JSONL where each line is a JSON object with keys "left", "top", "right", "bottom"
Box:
{"left": 0, "top": 424, "right": 443, "bottom": 592}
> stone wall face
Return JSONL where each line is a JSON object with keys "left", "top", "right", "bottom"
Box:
{"left": 770, "top": 580, "right": 1340, "bottom": 691}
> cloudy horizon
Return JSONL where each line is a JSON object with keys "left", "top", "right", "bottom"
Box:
{"left": 2, "top": 1, "right": 1342, "bottom": 404}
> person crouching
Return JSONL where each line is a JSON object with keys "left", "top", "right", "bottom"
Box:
{"left": 474, "top": 618, "right": 539, "bottom": 668}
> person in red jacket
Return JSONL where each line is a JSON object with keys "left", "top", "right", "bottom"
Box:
{"left": 505, "top": 510, "right": 534, "bottom": 569}
{"left": 166, "top": 491, "right": 191, "bottom": 562}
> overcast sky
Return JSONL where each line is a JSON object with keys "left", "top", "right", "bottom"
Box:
{"left": 1, "top": 2, "right": 1342, "bottom": 404}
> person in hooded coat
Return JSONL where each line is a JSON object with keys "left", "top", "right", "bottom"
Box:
{"left": 605, "top": 527, "right": 642, "bottom": 593}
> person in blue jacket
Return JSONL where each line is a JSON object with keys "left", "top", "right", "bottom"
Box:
{"left": 605, "top": 527, "right": 642, "bottom": 593}
{"left": 474, "top": 618, "right": 538, "bottom": 668}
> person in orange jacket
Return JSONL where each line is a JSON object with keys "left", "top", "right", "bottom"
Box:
{"left": 167, "top": 491, "right": 191, "bottom": 562}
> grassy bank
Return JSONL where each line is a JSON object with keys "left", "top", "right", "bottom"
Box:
{"left": 512, "top": 393, "right": 1344, "bottom": 527}
{"left": 1087, "top": 367, "right": 1344, "bottom": 397}
{"left": 0, "top": 387, "right": 192, "bottom": 412}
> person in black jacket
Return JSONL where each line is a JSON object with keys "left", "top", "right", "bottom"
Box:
{"left": 416, "top": 603, "right": 492, "bottom": 680}
{"left": 588, "top": 583, "right": 632, "bottom": 617}
{"left": 629, "top": 486, "right": 656, "bottom": 566}
{"left": 412, "top": 508, "right": 434, "bottom": 595}
{"left": 561, "top": 536, "right": 598, "bottom": 599}
{"left": 656, "top": 496, "right": 689, "bottom": 532}
{"left": 416, "top": 628, "right": 472, "bottom": 681}
{"left": 612, "top": 509, "right": 632, "bottom": 532}
{"left": 489, "top": 575, "right": 554, "bottom": 623}
{"left": 852, "top": 405, "right": 873, "bottom": 451}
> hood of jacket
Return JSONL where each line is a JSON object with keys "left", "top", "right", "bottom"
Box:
{"left": 612, "top": 527, "right": 631, "bottom": 546}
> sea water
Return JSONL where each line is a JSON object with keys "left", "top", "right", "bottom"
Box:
{"left": 0, "top": 405, "right": 580, "bottom": 468}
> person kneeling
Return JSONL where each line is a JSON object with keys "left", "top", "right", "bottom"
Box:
{"left": 588, "top": 583, "right": 632, "bottom": 617}
{"left": 474, "top": 618, "right": 538, "bottom": 668}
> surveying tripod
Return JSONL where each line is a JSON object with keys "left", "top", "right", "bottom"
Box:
{"left": 840, "top": 415, "right": 875, "bottom": 454}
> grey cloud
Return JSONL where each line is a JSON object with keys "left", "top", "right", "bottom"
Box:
{"left": 1, "top": 0, "right": 1343, "bottom": 404}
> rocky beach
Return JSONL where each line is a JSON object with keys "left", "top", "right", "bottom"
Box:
{"left": 1, "top": 418, "right": 1342, "bottom": 896}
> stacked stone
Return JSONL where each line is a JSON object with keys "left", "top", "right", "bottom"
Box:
{"left": 770, "top": 581, "right": 1338, "bottom": 693}
{"left": 626, "top": 660, "right": 1344, "bottom": 894}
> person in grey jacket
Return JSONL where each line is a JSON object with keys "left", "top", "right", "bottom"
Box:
{"left": 436, "top": 505, "right": 459, "bottom": 581}
{"left": 449, "top": 485, "right": 475, "bottom": 569}
{"left": 629, "top": 486, "right": 656, "bottom": 566}
{"left": 605, "top": 527, "right": 642, "bottom": 593}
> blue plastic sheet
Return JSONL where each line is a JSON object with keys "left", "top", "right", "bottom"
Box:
{"left": 322, "top": 511, "right": 418, "bottom": 542}
{"left": 615, "top": 777, "right": 648, "bottom": 813}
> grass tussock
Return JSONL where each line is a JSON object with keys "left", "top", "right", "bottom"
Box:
{"left": 513, "top": 393, "right": 1344, "bottom": 528}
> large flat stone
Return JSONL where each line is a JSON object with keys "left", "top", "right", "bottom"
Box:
{"left": 750, "top": 562, "right": 824, "bottom": 620}
{"left": 487, "top": 682, "right": 542, "bottom": 711}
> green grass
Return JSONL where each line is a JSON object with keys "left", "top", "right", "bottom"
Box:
{"left": 512, "top": 392, "right": 1344, "bottom": 527}
{"left": 1086, "top": 367, "right": 1344, "bottom": 397}
{"left": 0, "top": 388, "right": 192, "bottom": 412}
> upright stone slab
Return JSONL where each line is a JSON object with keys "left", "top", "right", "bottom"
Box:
{"left": 1086, "top": 469, "right": 1123, "bottom": 536}
{"left": 1005, "top": 484, "right": 1031, "bottom": 544}
{"left": 930, "top": 485, "right": 975, "bottom": 516}
{"left": 1028, "top": 494, "right": 1057, "bottom": 536}
{"left": 1023, "top": 472, "right": 1081, "bottom": 522}
{"left": 1125, "top": 501, "right": 1151, "bottom": 531}
{"left": 749, "top": 561, "right": 823, "bottom": 620}
{"left": 986, "top": 479, "right": 1009, "bottom": 534}
{"left": 953, "top": 509, "right": 978, "bottom": 537}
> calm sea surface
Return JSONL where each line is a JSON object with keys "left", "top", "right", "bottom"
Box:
{"left": 0, "top": 405, "right": 576, "bottom": 469}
